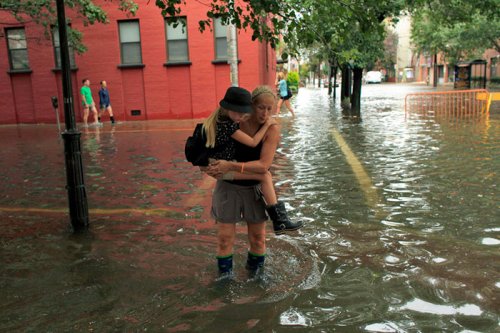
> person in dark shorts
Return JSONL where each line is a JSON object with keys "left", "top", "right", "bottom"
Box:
{"left": 275, "top": 72, "right": 295, "bottom": 117}
{"left": 206, "top": 86, "right": 303, "bottom": 278}
{"left": 98, "top": 81, "right": 115, "bottom": 124}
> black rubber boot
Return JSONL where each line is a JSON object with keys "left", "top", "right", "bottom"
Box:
{"left": 217, "top": 254, "right": 233, "bottom": 277}
{"left": 246, "top": 252, "right": 265, "bottom": 276}
{"left": 266, "top": 201, "right": 303, "bottom": 235}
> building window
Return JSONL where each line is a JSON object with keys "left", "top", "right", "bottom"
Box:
{"left": 52, "top": 26, "right": 76, "bottom": 68}
{"left": 214, "top": 18, "right": 228, "bottom": 60}
{"left": 118, "top": 20, "right": 142, "bottom": 65}
{"left": 165, "top": 17, "right": 189, "bottom": 62}
{"left": 6, "top": 28, "right": 29, "bottom": 70}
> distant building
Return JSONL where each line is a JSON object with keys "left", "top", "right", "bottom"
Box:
{"left": 391, "top": 14, "right": 499, "bottom": 86}
{"left": 0, "top": 2, "right": 276, "bottom": 124}
{"left": 393, "top": 15, "right": 415, "bottom": 83}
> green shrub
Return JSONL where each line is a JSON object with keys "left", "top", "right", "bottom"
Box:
{"left": 490, "top": 77, "right": 500, "bottom": 84}
{"left": 287, "top": 71, "right": 300, "bottom": 90}
{"left": 470, "top": 76, "right": 486, "bottom": 82}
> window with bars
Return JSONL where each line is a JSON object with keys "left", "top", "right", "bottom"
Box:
{"left": 6, "top": 28, "right": 29, "bottom": 70}
{"left": 118, "top": 20, "right": 142, "bottom": 65}
{"left": 165, "top": 17, "right": 189, "bottom": 62}
{"left": 52, "top": 26, "right": 76, "bottom": 69}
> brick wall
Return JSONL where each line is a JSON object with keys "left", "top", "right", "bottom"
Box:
{"left": 0, "top": 1, "right": 276, "bottom": 124}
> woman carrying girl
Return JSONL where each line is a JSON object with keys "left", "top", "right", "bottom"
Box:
{"left": 204, "top": 86, "right": 303, "bottom": 276}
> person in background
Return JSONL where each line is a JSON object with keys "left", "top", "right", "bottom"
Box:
{"left": 80, "top": 78, "right": 100, "bottom": 127}
{"left": 98, "top": 80, "right": 115, "bottom": 124}
{"left": 275, "top": 72, "right": 295, "bottom": 117}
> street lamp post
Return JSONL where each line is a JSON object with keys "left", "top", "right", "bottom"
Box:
{"left": 56, "top": 0, "right": 89, "bottom": 232}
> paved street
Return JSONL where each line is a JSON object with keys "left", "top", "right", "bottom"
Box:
{"left": 1, "top": 83, "right": 499, "bottom": 332}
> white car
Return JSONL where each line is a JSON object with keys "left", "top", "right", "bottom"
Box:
{"left": 365, "top": 71, "right": 383, "bottom": 84}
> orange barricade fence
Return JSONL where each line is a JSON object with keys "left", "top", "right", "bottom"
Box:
{"left": 405, "top": 89, "right": 491, "bottom": 119}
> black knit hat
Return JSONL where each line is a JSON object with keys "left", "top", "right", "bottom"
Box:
{"left": 219, "top": 86, "right": 253, "bottom": 113}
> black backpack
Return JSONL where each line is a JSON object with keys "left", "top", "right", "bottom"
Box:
{"left": 184, "top": 123, "right": 212, "bottom": 166}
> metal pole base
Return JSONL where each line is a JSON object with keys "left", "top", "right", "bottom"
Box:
{"left": 61, "top": 129, "right": 89, "bottom": 232}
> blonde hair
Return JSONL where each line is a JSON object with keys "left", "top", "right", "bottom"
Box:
{"left": 203, "top": 86, "right": 275, "bottom": 149}
{"left": 202, "top": 107, "right": 226, "bottom": 148}
{"left": 252, "top": 85, "right": 276, "bottom": 103}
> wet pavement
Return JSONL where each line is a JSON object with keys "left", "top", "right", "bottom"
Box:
{"left": 1, "top": 83, "right": 499, "bottom": 332}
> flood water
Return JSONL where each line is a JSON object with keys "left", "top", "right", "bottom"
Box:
{"left": 1, "top": 84, "right": 499, "bottom": 332}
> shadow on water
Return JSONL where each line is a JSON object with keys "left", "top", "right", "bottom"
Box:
{"left": 1, "top": 86, "right": 499, "bottom": 331}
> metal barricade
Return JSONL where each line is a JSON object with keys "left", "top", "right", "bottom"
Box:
{"left": 405, "top": 89, "right": 491, "bottom": 120}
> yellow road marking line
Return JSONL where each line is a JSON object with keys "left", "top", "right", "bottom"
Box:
{"left": 330, "top": 127, "right": 380, "bottom": 210}
{"left": 0, "top": 206, "right": 182, "bottom": 216}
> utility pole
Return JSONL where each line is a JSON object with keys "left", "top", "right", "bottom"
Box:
{"left": 56, "top": 0, "right": 89, "bottom": 232}
{"left": 227, "top": 24, "right": 238, "bottom": 87}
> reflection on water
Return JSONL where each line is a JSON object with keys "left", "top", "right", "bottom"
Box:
{"left": 1, "top": 85, "right": 499, "bottom": 331}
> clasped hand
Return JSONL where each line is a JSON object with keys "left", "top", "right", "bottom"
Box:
{"left": 203, "top": 159, "right": 231, "bottom": 179}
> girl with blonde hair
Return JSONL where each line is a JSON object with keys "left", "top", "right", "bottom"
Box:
{"left": 202, "top": 86, "right": 275, "bottom": 165}
{"left": 275, "top": 72, "right": 295, "bottom": 116}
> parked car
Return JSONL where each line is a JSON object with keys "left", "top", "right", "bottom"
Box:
{"left": 365, "top": 71, "right": 383, "bottom": 84}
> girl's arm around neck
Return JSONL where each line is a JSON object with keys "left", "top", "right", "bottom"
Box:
{"left": 230, "top": 120, "right": 274, "bottom": 147}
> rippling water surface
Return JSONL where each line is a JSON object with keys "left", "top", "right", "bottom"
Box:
{"left": 1, "top": 85, "right": 499, "bottom": 332}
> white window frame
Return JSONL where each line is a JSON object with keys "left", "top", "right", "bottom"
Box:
{"left": 118, "top": 20, "right": 143, "bottom": 65}
{"left": 6, "top": 27, "right": 30, "bottom": 70}
{"left": 165, "top": 17, "right": 189, "bottom": 63}
{"left": 213, "top": 18, "right": 229, "bottom": 60}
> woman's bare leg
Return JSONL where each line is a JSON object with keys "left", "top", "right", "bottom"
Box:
{"left": 276, "top": 98, "right": 283, "bottom": 115}
{"left": 247, "top": 222, "right": 266, "bottom": 255}
{"left": 217, "top": 223, "right": 236, "bottom": 256}
{"left": 285, "top": 100, "right": 295, "bottom": 117}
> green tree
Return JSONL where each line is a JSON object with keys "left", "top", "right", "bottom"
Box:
{"left": 288, "top": 0, "right": 404, "bottom": 113}
{"left": 410, "top": 0, "right": 500, "bottom": 64}
{"left": 381, "top": 27, "right": 398, "bottom": 77}
{"left": 154, "top": 0, "right": 302, "bottom": 48}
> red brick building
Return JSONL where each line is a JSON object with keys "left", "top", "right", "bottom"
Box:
{"left": 0, "top": 2, "right": 277, "bottom": 124}
{"left": 414, "top": 50, "right": 500, "bottom": 85}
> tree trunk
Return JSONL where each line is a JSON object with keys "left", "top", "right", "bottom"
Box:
{"left": 341, "top": 66, "right": 351, "bottom": 102}
{"left": 318, "top": 66, "right": 322, "bottom": 88}
{"left": 351, "top": 67, "right": 363, "bottom": 115}
{"left": 328, "top": 63, "right": 333, "bottom": 95}
{"left": 333, "top": 66, "right": 338, "bottom": 101}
